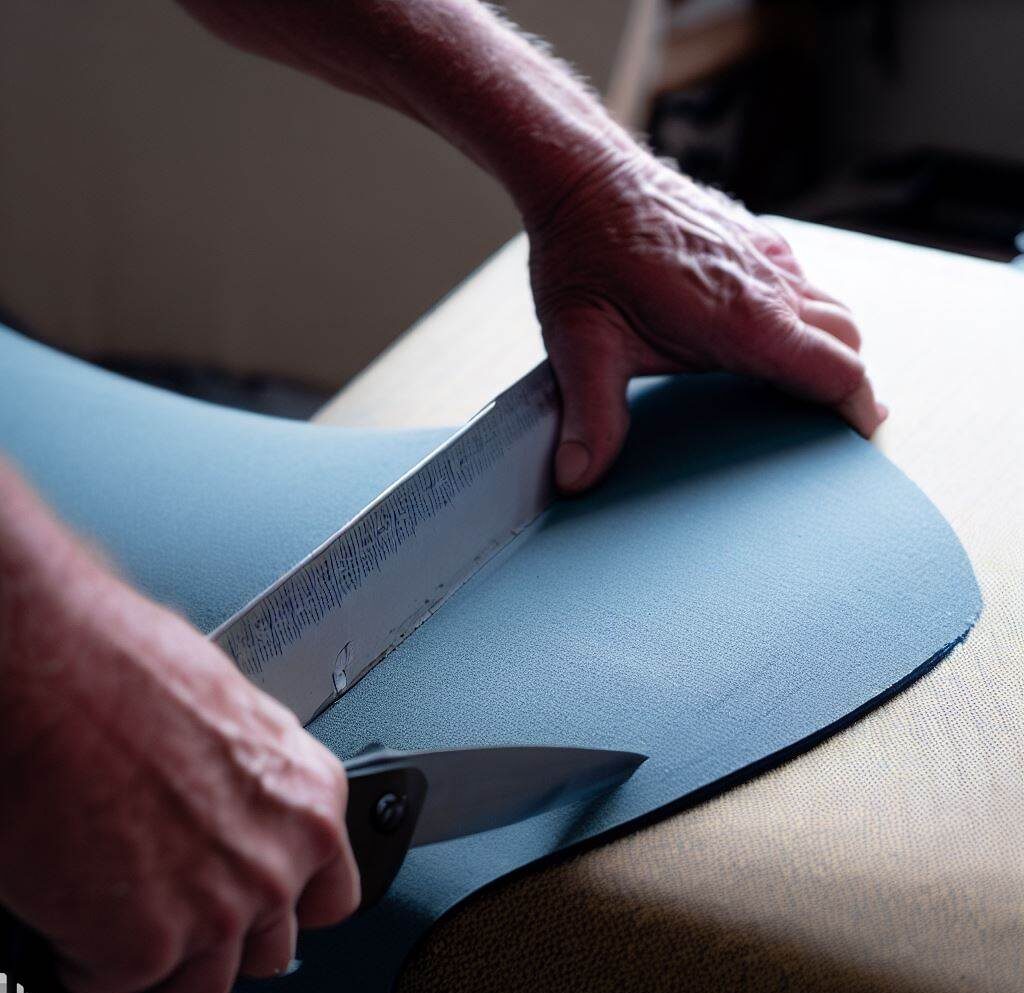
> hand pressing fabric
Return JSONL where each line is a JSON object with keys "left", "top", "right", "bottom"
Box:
{"left": 528, "top": 159, "right": 885, "bottom": 492}
{"left": 0, "top": 464, "right": 360, "bottom": 992}
{"left": 179, "top": 0, "right": 886, "bottom": 495}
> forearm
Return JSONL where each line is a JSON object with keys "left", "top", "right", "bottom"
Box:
{"left": 0, "top": 459, "right": 76, "bottom": 586}
{"left": 178, "top": 0, "right": 641, "bottom": 225}
{"left": 0, "top": 467, "right": 359, "bottom": 979}
{"left": 0, "top": 461, "right": 101, "bottom": 748}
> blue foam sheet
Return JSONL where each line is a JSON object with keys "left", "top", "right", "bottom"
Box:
{"left": 0, "top": 328, "right": 980, "bottom": 991}
{"left": 0, "top": 330, "right": 450, "bottom": 633}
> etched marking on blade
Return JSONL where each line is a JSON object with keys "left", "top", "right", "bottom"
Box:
{"left": 209, "top": 363, "right": 560, "bottom": 724}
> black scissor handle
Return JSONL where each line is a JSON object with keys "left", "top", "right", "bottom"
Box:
{"left": 0, "top": 751, "right": 426, "bottom": 990}
{"left": 343, "top": 759, "right": 428, "bottom": 910}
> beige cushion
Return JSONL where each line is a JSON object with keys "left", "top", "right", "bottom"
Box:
{"left": 316, "top": 219, "right": 1024, "bottom": 993}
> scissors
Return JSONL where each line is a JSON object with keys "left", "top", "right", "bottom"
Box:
{"left": 1, "top": 742, "right": 645, "bottom": 990}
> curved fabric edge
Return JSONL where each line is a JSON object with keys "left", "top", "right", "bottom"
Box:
{"left": 282, "top": 375, "right": 982, "bottom": 993}
{"left": 395, "top": 618, "right": 977, "bottom": 991}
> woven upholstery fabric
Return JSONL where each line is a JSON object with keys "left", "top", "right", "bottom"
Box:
{"left": 339, "top": 222, "right": 1022, "bottom": 993}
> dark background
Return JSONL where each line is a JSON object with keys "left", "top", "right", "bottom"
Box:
{"left": 652, "top": 0, "right": 1024, "bottom": 263}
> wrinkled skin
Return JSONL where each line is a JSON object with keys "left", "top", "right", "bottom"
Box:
{"left": 0, "top": 468, "right": 360, "bottom": 993}
{"left": 172, "top": 0, "right": 886, "bottom": 492}
{"left": 528, "top": 154, "right": 884, "bottom": 492}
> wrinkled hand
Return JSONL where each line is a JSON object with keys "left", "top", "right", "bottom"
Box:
{"left": 0, "top": 477, "right": 360, "bottom": 993}
{"left": 527, "top": 153, "right": 887, "bottom": 493}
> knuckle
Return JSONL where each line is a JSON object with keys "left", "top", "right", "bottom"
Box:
{"left": 204, "top": 896, "right": 246, "bottom": 946}
{"left": 253, "top": 867, "right": 294, "bottom": 911}
{"left": 754, "top": 225, "right": 795, "bottom": 260}
{"left": 831, "top": 354, "right": 867, "bottom": 400}
{"left": 728, "top": 296, "right": 799, "bottom": 367}
{"left": 305, "top": 809, "right": 344, "bottom": 864}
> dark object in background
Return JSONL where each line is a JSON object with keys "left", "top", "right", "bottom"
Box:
{"left": 98, "top": 357, "right": 330, "bottom": 420}
{"left": 820, "top": 149, "right": 1024, "bottom": 260}
{"left": 650, "top": 48, "right": 826, "bottom": 212}
{"left": 0, "top": 302, "right": 329, "bottom": 419}
{"left": 651, "top": 0, "right": 1024, "bottom": 262}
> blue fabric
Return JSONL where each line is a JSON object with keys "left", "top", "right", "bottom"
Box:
{"left": 0, "top": 330, "right": 450, "bottom": 633}
{"left": 0, "top": 327, "right": 980, "bottom": 992}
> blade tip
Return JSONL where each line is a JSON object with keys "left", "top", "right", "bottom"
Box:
{"left": 621, "top": 750, "right": 648, "bottom": 772}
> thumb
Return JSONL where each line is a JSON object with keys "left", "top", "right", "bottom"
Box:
{"left": 543, "top": 307, "right": 632, "bottom": 495}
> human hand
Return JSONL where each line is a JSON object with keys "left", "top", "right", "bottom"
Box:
{"left": 527, "top": 152, "right": 887, "bottom": 493}
{"left": 173, "top": 0, "right": 882, "bottom": 498}
{"left": 0, "top": 469, "right": 359, "bottom": 993}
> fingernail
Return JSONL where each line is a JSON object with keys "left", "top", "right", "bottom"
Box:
{"left": 876, "top": 401, "right": 889, "bottom": 422}
{"left": 555, "top": 441, "right": 591, "bottom": 489}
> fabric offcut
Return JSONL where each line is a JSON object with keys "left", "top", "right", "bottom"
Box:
{"left": 0, "top": 327, "right": 981, "bottom": 992}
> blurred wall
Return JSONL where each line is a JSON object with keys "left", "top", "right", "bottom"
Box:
{"left": 0, "top": 1, "right": 634, "bottom": 387}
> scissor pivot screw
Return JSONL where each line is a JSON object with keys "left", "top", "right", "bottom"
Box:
{"left": 373, "top": 792, "right": 407, "bottom": 833}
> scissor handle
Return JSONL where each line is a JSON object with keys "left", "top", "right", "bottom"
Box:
{"left": 0, "top": 755, "right": 426, "bottom": 991}
{"left": 343, "top": 760, "right": 428, "bottom": 910}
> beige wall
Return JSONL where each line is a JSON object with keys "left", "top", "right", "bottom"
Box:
{"left": 0, "top": 1, "right": 636, "bottom": 387}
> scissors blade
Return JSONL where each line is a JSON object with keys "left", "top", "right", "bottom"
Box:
{"left": 404, "top": 744, "right": 646, "bottom": 847}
